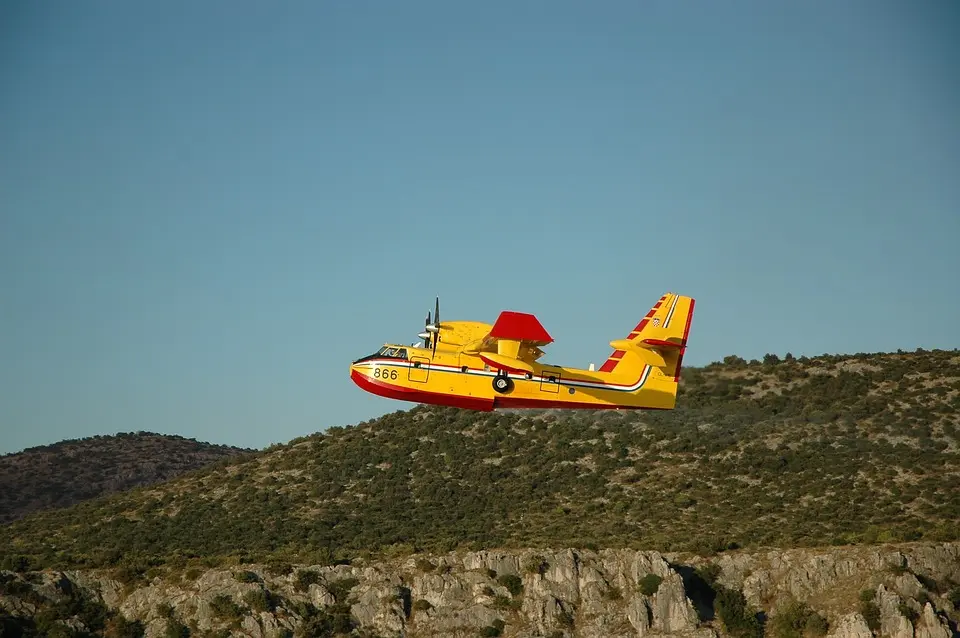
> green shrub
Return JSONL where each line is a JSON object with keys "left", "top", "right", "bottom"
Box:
{"left": 493, "top": 595, "right": 520, "bottom": 611}
{"left": 296, "top": 602, "right": 355, "bottom": 637}
{"left": 294, "top": 569, "right": 322, "bottom": 592}
{"left": 770, "top": 600, "right": 828, "bottom": 638}
{"left": 858, "top": 591, "right": 880, "bottom": 633}
{"left": 416, "top": 558, "right": 436, "bottom": 572}
{"left": 480, "top": 618, "right": 506, "bottom": 637}
{"left": 164, "top": 617, "right": 190, "bottom": 638}
{"left": 209, "top": 594, "right": 243, "bottom": 621}
{"left": 523, "top": 555, "right": 549, "bottom": 576}
{"left": 556, "top": 607, "right": 575, "bottom": 627}
{"left": 412, "top": 599, "right": 433, "bottom": 612}
{"left": 327, "top": 577, "right": 359, "bottom": 603}
{"left": 497, "top": 574, "right": 523, "bottom": 597}
{"left": 603, "top": 585, "right": 622, "bottom": 600}
{"left": 898, "top": 603, "right": 919, "bottom": 623}
{"left": 715, "top": 587, "right": 762, "bottom": 638}
{"left": 638, "top": 573, "right": 663, "bottom": 596}
{"left": 265, "top": 561, "right": 293, "bottom": 577}
{"left": 104, "top": 615, "right": 145, "bottom": 637}
{"left": 244, "top": 589, "right": 278, "bottom": 613}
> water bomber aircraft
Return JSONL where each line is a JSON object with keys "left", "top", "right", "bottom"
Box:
{"left": 350, "top": 292, "right": 695, "bottom": 412}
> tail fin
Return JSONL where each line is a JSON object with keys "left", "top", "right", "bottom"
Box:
{"left": 599, "top": 292, "right": 696, "bottom": 381}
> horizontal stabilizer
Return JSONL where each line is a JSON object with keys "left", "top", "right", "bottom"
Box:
{"left": 609, "top": 339, "right": 667, "bottom": 368}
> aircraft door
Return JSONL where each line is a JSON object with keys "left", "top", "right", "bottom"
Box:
{"left": 539, "top": 369, "right": 561, "bottom": 393}
{"left": 409, "top": 356, "right": 430, "bottom": 383}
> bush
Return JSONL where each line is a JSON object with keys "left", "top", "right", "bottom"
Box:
{"left": 294, "top": 569, "right": 322, "bottom": 592}
{"left": 715, "top": 587, "right": 762, "bottom": 638}
{"left": 327, "top": 577, "right": 359, "bottom": 603}
{"left": 638, "top": 573, "right": 663, "bottom": 596}
{"left": 858, "top": 591, "right": 880, "bottom": 633}
{"left": 493, "top": 595, "right": 520, "bottom": 611}
{"left": 415, "top": 558, "right": 436, "bottom": 572}
{"left": 770, "top": 600, "right": 828, "bottom": 638}
{"left": 164, "top": 618, "right": 190, "bottom": 638}
{"left": 557, "top": 607, "right": 575, "bottom": 627}
{"left": 265, "top": 560, "right": 292, "bottom": 577}
{"left": 412, "top": 599, "right": 433, "bottom": 612}
{"left": 481, "top": 618, "right": 506, "bottom": 637}
{"left": 523, "top": 554, "right": 549, "bottom": 575}
{"left": 209, "top": 594, "right": 243, "bottom": 621}
{"left": 244, "top": 589, "right": 279, "bottom": 613}
{"left": 296, "top": 602, "right": 355, "bottom": 637}
{"left": 234, "top": 570, "right": 260, "bottom": 583}
{"left": 603, "top": 585, "right": 622, "bottom": 600}
{"left": 898, "top": 603, "right": 919, "bottom": 623}
{"left": 497, "top": 574, "right": 523, "bottom": 597}
{"left": 104, "top": 615, "right": 145, "bottom": 638}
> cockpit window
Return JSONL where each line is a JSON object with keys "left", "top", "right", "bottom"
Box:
{"left": 353, "top": 346, "right": 408, "bottom": 365}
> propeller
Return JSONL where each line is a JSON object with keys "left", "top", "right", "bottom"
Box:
{"left": 431, "top": 296, "right": 440, "bottom": 355}
{"left": 416, "top": 297, "right": 441, "bottom": 355}
{"left": 418, "top": 310, "right": 432, "bottom": 348}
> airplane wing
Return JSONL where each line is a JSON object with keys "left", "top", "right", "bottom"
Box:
{"left": 474, "top": 311, "right": 553, "bottom": 374}
{"left": 434, "top": 321, "right": 495, "bottom": 347}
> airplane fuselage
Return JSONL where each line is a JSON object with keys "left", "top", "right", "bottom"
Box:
{"left": 349, "top": 344, "right": 679, "bottom": 412}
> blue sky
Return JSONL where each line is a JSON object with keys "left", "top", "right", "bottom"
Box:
{"left": 2, "top": 1, "right": 958, "bottom": 454}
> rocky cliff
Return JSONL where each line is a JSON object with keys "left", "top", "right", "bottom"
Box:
{"left": 2, "top": 543, "right": 958, "bottom": 638}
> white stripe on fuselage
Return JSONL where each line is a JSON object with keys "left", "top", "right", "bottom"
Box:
{"left": 353, "top": 359, "right": 652, "bottom": 392}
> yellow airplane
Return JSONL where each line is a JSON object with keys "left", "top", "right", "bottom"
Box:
{"left": 350, "top": 292, "right": 695, "bottom": 412}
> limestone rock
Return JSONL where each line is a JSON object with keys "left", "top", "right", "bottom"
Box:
{"left": 876, "top": 584, "right": 913, "bottom": 638}
{"left": 1, "top": 542, "right": 958, "bottom": 638}
{"left": 828, "top": 612, "right": 874, "bottom": 638}
{"left": 914, "top": 602, "right": 951, "bottom": 638}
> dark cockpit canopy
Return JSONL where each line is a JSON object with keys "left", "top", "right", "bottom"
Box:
{"left": 353, "top": 345, "right": 408, "bottom": 364}
{"left": 376, "top": 345, "right": 407, "bottom": 359}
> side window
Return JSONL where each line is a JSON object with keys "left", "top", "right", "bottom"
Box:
{"left": 395, "top": 348, "right": 407, "bottom": 360}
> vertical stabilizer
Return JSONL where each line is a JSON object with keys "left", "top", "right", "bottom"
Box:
{"left": 600, "top": 292, "right": 696, "bottom": 381}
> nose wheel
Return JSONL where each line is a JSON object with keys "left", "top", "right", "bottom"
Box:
{"left": 492, "top": 371, "right": 513, "bottom": 394}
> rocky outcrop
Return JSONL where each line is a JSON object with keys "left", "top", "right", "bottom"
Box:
{"left": 827, "top": 613, "right": 873, "bottom": 638}
{"left": 1, "top": 542, "right": 958, "bottom": 637}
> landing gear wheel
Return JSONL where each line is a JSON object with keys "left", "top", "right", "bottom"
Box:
{"left": 492, "top": 373, "right": 513, "bottom": 394}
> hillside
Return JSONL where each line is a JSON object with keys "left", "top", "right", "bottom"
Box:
{"left": 0, "top": 433, "right": 253, "bottom": 525}
{"left": 1, "top": 349, "right": 958, "bottom": 577}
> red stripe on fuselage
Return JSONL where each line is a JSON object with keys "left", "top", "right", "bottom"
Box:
{"left": 494, "top": 396, "right": 666, "bottom": 410}
{"left": 350, "top": 369, "right": 495, "bottom": 411}
{"left": 351, "top": 370, "right": 664, "bottom": 412}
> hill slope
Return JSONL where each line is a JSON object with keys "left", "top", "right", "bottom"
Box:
{"left": 1, "top": 349, "right": 958, "bottom": 573}
{"left": 0, "top": 432, "right": 253, "bottom": 525}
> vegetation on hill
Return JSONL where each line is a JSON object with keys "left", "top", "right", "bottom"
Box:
{"left": 0, "top": 433, "right": 253, "bottom": 525}
{"left": 1, "top": 349, "right": 957, "bottom": 581}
